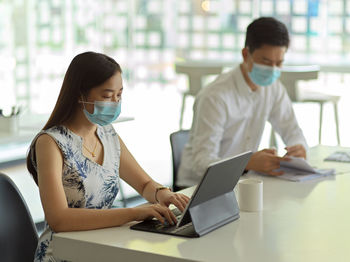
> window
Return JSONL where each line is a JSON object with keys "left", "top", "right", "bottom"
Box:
{"left": 0, "top": 0, "right": 348, "bottom": 115}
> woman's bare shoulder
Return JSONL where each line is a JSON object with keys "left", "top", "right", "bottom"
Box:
{"left": 35, "top": 133, "right": 59, "bottom": 152}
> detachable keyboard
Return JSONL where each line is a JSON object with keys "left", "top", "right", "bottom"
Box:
{"left": 130, "top": 207, "right": 199, "bottom": 238}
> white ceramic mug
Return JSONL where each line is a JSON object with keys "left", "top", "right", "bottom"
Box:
{"left": 237, "top": 179, "right": 263, "bottom": 212}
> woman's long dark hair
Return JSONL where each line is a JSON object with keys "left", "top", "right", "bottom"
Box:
{"left": 26, "top": 52, "right": 122, "bottom": 184}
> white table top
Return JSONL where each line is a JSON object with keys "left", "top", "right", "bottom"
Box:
{"left": 307, "top": 145, "right": 350, "bottom": 174}
{"left": 175, "top": 54, "right": 350, "bottom": 73}
{"left": 53, "top": 146, "right": 350, "bottom": 262}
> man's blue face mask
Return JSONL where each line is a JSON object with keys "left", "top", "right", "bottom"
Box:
{"left": 80, "top": 100, "right": 122, "bottom": 126}
{"left": 248, "top": 63, "right": 281, "bottom": 87}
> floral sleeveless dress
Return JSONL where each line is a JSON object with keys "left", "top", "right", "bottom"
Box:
{"left": 30, "top": 125, "right": 121, "bottom": 262}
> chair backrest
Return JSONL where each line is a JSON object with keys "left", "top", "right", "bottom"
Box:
{"left": 170, "top": 130, "right": 190, "bottom": 191}
{"left": 280, "top": 65, "right": 320, "bottom": 101}
{"left": 0, "top": 173, "right": 38, "bottom": 262}
{"left": 175, "top": 62, "right": 223, "bottom": 96}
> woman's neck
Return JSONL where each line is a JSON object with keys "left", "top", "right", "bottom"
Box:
{"left": 64, "top": 110, "right": 97, "bottom": 139}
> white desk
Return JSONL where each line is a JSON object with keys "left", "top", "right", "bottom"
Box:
{"left": 175, "top": 54, "right": 350, "bottom": 74}
{"left": 53, "top": 145, "right": 350, "bottom": 262}
{"left": 307, "top": 145, "right": 350, "bottom": 174}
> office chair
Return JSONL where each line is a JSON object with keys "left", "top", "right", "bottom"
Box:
{"left": 170, "top": 130, "right": 190, "bottom": 191}
{"left": 175, "top": 62, "right": 223, "bottom": 129}
{"left": 0, "top": 172, "right": 38, "bottom": 262}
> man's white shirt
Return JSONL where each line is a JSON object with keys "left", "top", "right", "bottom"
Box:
{"left": 177, "top": 65, "right": 308, "bottom": 187}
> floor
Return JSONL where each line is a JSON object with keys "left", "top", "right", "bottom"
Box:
{"left": 1, "top": 75, "right": 350, "bottom": 229}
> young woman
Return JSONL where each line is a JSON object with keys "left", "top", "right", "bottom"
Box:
{"left": 26, "top": 52, "right": 190, "bottom": 261}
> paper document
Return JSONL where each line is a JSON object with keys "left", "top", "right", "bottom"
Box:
{"left": 324, "top": 151, "right": 350, "bottom": 163}
{"left": 274, "top": 156, "right": 335, "bottom": 182}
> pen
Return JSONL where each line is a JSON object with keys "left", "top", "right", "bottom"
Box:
{"left": 11, "top": 106, "right": 16, "bottom": 116}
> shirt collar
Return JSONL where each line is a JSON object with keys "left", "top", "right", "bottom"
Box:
{"left": 234, "top": 64, "right": 261, "bottom": 95}
{"left": 233, "top": 65, "right": 252, "bottom": 94}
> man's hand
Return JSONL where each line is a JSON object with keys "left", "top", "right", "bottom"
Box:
{"left": 284, "top": 144, "right": 306, "bottom": 159}
{"left": 245, "top": 148, "right": 290, "bottom": 176}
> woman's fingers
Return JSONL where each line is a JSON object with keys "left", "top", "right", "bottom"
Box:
{"left": 154, "top": 193, "right": 191, "bottom": 224}
{"left": 151, "top": 209, "right": 165, "bottom": 224}
{"left": 154, "top": 205, "right": 176, "bottom": 225}
{"left": 161, "top": 193, "right": 190, "bottom": 211}
{"left": 177, "top": 194, "right": 190, "bottom": 209}
{"left": 168, "top": 208, "right": 177, "bottom": 224}
{"left": 168, "top": 195, "right": 187, "bottom": 212}
{"left": 181, "top": 194, "right": 191, "bottom": 202}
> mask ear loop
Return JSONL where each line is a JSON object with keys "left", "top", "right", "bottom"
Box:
{"left": 79, "top": 95, "right": 96, "bottom": 118}
{"left": 79, "top": 95, "right": 95, "bottom": 105}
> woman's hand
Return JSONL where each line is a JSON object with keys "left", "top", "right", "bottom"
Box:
{"left": 156, "top": 189, "right": 190, "bottom": 212}
{"left": 132, "top": 204, "right": 177, "bottom": 225}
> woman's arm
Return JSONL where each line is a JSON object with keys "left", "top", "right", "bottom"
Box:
{"left": 118, "top": 136, "right": 190, "bottom": 210}
{"left": 36, "top": 134, "right": 176, "bottom": 232}
{"left": 118, "top": 136, "right": 160, "bottom": 203}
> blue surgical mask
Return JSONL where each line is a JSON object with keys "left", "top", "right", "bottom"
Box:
{"left": 248, "top": 63, "right": 281, "bottom": 86}
{"left": 80, "top": 100, "right": 121, "bottom": 126}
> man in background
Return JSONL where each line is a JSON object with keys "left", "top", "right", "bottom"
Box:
{"left": 177, "top": 17, "right": 307, "bottom": 187}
